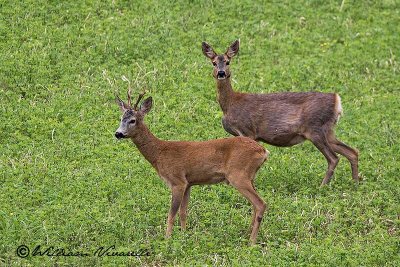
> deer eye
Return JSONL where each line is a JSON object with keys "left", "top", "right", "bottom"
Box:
{"left": 212, "top": 62, "right": 217, "bottom": 66}
{"left": 128, "top": 119, "right": 136, "bottom": 124}
{"left": 226, "top": 61, "right": 230, "bottom": 65}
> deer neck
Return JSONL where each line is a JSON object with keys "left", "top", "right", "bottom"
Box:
{"left": 216, "top": 78, "right": 235, "bottom": 113}
{"left": 130, "top": 124, "right": 161, "bottom": 167}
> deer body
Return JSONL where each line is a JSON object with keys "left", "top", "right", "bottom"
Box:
{"left": 132, "top": 123, "right": 267, "bottom": 186}
{"left": 203, "top": 40, "right": 359, "bottom": 186}
{"left": 115, "top": 93, "right": 268, "bottom": 244}
{"left": 219, "top": 79, "right": 341, "bottom": 146}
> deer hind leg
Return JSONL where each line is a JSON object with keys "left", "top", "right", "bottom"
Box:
{"left": 229, "top": 178, "right": 266, "bottom": 245}
{"left": 327, "top": 132, "right": 359, "bottom": 182}
{"left": 309, "top": 132, "right": 339, "bottom": 186}
{"left": 249, "top": 181, "right": 263, "bottom": 234}
{"left": 166, "top": 185, "right": 186, "bottom": 237}
{"left": 179, "top": 185, "right": 191, "bottom": 231}
{"left": 249, "top": 206, "right": 256, "bottom": 234}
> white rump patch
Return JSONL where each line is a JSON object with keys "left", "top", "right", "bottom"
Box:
{"left": 335, "top": 94, "right": 343, "bottom": 123}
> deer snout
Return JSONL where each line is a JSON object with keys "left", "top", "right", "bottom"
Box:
{"left": 115, "top": 131, "right": 126, "bottom": 139}
{"left": 217, "top": 70, "right": 226, "bottom": 79}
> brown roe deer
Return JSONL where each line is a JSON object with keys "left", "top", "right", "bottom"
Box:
{"left": 114, "top": 90, "right": 269, "bottom": 244}
{"left": 202, "top": 40, "right": 359, "bottom": 186}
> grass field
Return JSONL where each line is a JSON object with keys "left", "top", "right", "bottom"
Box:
{"left": 1, "top": 0, "right": 399, "bottom": 266}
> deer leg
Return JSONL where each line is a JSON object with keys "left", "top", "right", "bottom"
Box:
{"left": 310, "top": 134, "right": 339, "bottom": 186}
{"left": 330, "top": 140, "right": 359, "bottom": 182}
{"left": 326, "top": 131, "right": 359, "bottom": 182}
{"left": 166, "top": 185, "right": 186, "bottom": 238}
{"left": 249, "top": 182, "right": 257, "bottom": 233}
{"left": 248, "top": 207, "right": 257, "bottom": 235}
{"left": 230, "top": 179, "right": 266, "bottom": 245}
{"left": 179, "top": 185, "right": 191, "bottom": 231}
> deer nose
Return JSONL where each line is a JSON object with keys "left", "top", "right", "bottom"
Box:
{"left": 115, "top": 132, "right": 125, "bottom": 139}
{"left": 217, "top": 71, "right": 226, "bottom": 78}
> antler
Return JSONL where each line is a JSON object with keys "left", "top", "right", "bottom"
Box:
{"left": 127, "top": 87, "right": 132, "bottom": 108}
{"left": 133, "top": 91, "right": 146, "bottom": 110}
{"left": 115, "top": 93, "right": 123, "bottom": 104}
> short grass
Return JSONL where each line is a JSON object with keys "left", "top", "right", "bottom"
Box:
{"left": 1, "top": 0, "right": 399, "bottom": 266}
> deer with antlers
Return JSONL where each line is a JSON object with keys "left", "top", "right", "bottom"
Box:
{"left": 202, "top": 40, "right": 359, "bottom": 186}
{"left": 114, "top": 90, "right": 269, "bottom": 244}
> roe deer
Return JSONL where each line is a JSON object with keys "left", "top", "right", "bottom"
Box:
{"left": 202, "top": 40, "right": 359, "bottom": 186}
{"left": 114, "top": 90, "right": 269, "bottom": 244}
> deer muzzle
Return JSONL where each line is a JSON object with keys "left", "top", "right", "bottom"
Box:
{"left": 115, "top": 132, "right": 126, "bottom": 139}
{"left": 217, "top": 70, "right": 226, "bottom": 79}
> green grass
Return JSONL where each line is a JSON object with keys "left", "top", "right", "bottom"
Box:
{"left": 1, "top": 0, "right": 399, "bottom": 266}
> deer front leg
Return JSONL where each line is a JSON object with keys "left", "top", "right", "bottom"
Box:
{"left": 166, "top": 185, "right": 186, "bottom": 238}
{"left": 179, "top": 185, "right": 191, "bottom": 231}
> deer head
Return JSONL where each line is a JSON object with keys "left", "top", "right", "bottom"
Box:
{"left": 202, "top": 40, "right": 239, "bottom": 80}
{"left": 115, "top": 90, "right": 152, "bottom": 139}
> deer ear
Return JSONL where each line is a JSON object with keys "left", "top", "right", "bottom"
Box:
{"left": 116, "top": 95, "right": 129, "bottom": 112}
{"left": 140, "top": 97, "right": 153, "bottom": 114}
{"left": 226, "top": 39, "right": 240, "bottom": 58}
{"left": 202, "top": 42, "right": 217, "bottom": 59}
